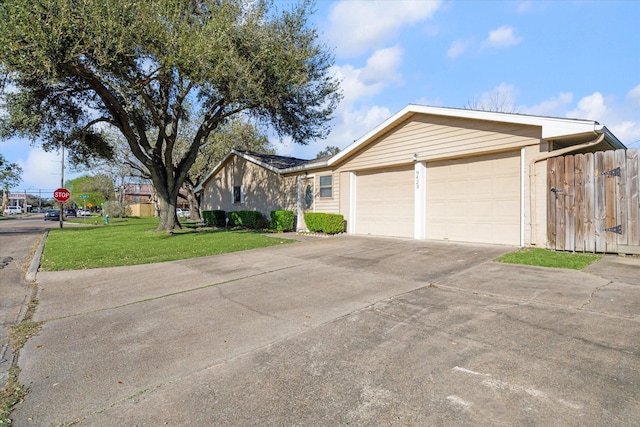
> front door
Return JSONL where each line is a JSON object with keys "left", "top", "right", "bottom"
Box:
{"left": 298, "top": 177, "right": 315, "bottom": 230}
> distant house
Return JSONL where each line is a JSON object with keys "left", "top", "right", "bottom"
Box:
{"left": 195, "top": 104, "right": 626, "bottom": 247}
{"left": 122, "top": 183, "right": 154, "bottom": 204}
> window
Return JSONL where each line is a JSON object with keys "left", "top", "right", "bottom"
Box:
{"left": 319, "top": 175, "right": 332, "bottom": 198}
{"left": 304, "top": 184, "right": 313, "bottom": 209}
{"left": 233, "top": 185, "right": 244, "bottom": 204}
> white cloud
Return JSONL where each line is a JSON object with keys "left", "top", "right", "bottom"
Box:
{"left": 484, "top": 26, "right": 522, "bottom": 48}
{"left": 359, "top": 46, "right": 403, "bottom": 85}
{"left": 275, "top": 104, "right": 392, "bottom": 160}
{"left": 520, "top": 92, "right": 573, "bottom": 117}
{"left": 326, "top": 0, "right": 442, "bottom": 57}
{"left": 626, "top": 84, "right": 640, "bottom": 107}
{"left": 447, "top": 39, "right": 473, "bottom": 59}
{"left": 517, "top": 1, "right": 534, "bottom": 13}
{"left": 14, "top": 146, "right": 65, "bottom": 192}
{"left": 333, "top": 46, "right": 404, "bottom": 110}
{"left": 566, "top": 90, "right": 640, "bottom": 147}
{"left": 566, "top": 92, "right": 607, "bottom": 120}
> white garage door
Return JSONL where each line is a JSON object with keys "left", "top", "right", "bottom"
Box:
{"left": 355, "top": 166, "right": 414, "bottom": 238}
{"left": 426, "top": 151, "right": 521, "bottom": 245}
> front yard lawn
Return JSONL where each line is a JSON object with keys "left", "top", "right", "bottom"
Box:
{"left": 41, "top": 217, "right": 294, "bottom": 271}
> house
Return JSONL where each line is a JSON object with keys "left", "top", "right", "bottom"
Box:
{"left": 196, "top": 104, "right": 626, "bottom": 247}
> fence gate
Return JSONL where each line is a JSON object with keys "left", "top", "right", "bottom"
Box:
{"left": 547, "top": 148, "right": 639, "bottom": 253}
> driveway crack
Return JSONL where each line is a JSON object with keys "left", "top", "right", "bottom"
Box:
{"left": 577, "top": 280, "right": 614, "bottom": 311}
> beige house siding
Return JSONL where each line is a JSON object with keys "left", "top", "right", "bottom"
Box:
{"left": 200, "top": 156, "right": 297, "bottom": 216}
{"left": 335, "top": 114, "right": 541, "bottom": 172}
{"left": 309, "top": 170, "right": 340, "bottom": 214}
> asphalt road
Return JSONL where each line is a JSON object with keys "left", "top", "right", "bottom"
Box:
{"left": 2, "top": 216, "right": 639, "bottom": 426}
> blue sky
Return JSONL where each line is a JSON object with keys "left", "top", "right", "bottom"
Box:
{"left": 2, "top": 0, "right": 639, "bottom": 193}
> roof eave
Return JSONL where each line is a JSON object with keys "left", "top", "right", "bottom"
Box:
{"left": 281, "top": 159, "right": 329, "bottom": 174}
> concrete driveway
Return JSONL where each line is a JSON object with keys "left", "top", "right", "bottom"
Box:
{"left": 11, "top": 235, "right": 640, "bottom": 426}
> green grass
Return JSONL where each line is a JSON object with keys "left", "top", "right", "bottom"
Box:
{"left": 495, "top": 248, "right": 601, "bottom": 270}
{"left": 41, "top": 217, "right": 295, "bottom": 271}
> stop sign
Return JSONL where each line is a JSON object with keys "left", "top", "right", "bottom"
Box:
{"left": 53, "top": 188, "right": 71, "bottom": 203}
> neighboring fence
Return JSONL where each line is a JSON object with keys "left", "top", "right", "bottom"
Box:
{"left": 547, "top": 148, "right": 639, "bottom": 254}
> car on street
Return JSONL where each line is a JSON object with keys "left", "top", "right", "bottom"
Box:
{"left": 3, "top": 206, "right": 23, "bottom": 215}
{"left": 177, "top": 208, "right": 190, "bottom": 218}
{"left": 77, "top": 209, "right": 91, "bottom": 217}
{"left": 44, "top": 209, "right": 62, "bottom": 221}
{"left": 65, "top": 208, "right": 77, "bottom": 217}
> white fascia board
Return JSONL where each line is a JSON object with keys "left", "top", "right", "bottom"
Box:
{"left": 280, "top": 159, "right": 329, "bottom": 174}
{"left": 328, "top": 104, "right": 606, "bottom": 166}
{"left": 601, "top": 126, "right": 626, "bottom": 149}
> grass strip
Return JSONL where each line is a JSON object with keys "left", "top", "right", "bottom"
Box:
{"left": 41, "top": 217, "right": 294, "bottom": 271}
{"left": 0, "top": 367, "right": 26, "bottom": 427}
{"left": 495, "top": 248, "right": 601, "bottom": 270}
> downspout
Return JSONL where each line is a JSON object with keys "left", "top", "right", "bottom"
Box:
{"left": 529, "top": 131, "right": 605, "bottom": 246}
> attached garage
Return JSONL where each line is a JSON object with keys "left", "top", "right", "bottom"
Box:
{"left": 326, "top": 105, "right": 625, "bottom": 247}
{"left": 425, "top": 151, "right": 521, "bottom": 245}
{"left": 355, "top": 166, "right": 414, "bottom": 238}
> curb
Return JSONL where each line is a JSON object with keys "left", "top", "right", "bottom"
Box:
{"left": 25, "top": 229, "right": 48, "bottom": 283}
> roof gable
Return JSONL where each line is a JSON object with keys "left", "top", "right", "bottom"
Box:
{"left": 329, "top": 104, "right": 625, "bottom": 166}
{"left": 194, "top": 149, "right": 317, "bottom": 193}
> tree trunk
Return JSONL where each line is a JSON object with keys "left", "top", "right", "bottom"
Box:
{"left": 184, "top": 182, "right": 202, "bottom": 222}
{"left": 155, "top": 184, "right": 182, "bottom": 231}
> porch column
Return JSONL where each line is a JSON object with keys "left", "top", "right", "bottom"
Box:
{"left": 414, "top": 161, "right": 426, "bottom": 239}
{"left": 296, "top": 175, "right": 304, "bottom": 231}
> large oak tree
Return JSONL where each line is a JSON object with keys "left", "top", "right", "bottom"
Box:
{"left": 0, "top": 0, "right": 341, "bottom": 230}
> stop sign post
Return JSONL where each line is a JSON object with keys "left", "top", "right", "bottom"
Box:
{"left": 53, "top": 188, "right": 70, "bottom": 228}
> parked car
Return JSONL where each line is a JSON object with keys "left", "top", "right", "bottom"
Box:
{"left": 3, "top": 206, "right": 22, "bottom": 215}
{"left": 77, "top": 209, "right": 91, "bottom": 217}
{"left": 65, "top": 208, "right": 77, "bottom": 217}
{"left": 176, "top": 208, "right": 190, "bottom": 218}
{"left": 44, "top": 209, "right": 62, "bottom": 221}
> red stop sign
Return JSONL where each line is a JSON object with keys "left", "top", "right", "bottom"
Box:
{"left": 53, "top": 188, "right": 71, "bottom": 203}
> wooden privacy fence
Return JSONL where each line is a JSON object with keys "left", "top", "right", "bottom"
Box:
{"left": 547, "top": 148, "right": 639, "bottom": 254}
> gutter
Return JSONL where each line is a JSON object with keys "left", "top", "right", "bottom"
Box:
{"left": 528, "top": 131, "right": 606, "bottom": 247}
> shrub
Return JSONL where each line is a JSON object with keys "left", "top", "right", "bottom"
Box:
{"left": 103, "top": 201, "right": 130, "bottom": 218}
{"left": 228, "top": 210, "right": 266, "bottom": 229}
{"left": 270, "top": 210, "right": 295, "bottom": 232}
{"left": 304, "top": 213, "right": 344, "bottom": 234}
{"left": 202, "top": 210, "right": 226, "bottom": 227}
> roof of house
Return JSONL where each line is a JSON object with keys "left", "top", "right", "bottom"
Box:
{"left": 194, "top": 149, "right": 319, "bottom": 193}
{"left": 328, "top": 104, "right": 626, "bottom": 166}
{"left": 195, "top": 104, "right": 626, "bottom": 193}
{"left": 236, "top": 150, "right": 310, "bottom": 169}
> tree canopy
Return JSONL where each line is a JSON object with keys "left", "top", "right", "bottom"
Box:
{"left": 0, "top": 0, "right": 342, "bottom": 230}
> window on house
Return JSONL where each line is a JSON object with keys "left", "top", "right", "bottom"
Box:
{"left": 319, "top": 175, "right": 332, "bottom": 198}
{"left": 233, "top": 185, "right": 244, "bottom": 204}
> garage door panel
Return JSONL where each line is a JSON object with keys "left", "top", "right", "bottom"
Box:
{"left": 426, "top": 151, "right": 520, "bottom": 245}
{"left": 356, "top": 166, "right": 413, "bottom": 238}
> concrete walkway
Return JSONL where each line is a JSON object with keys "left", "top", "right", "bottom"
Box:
{"left": 8, "top": 233, "right": 640, "bottom": 426}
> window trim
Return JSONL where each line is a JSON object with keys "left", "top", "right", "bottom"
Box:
{"left": 232, "top": 185, "right": 244, "bottom": 204}
{"left": 319, "top": 175, "right": 333, "bottom": 198}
